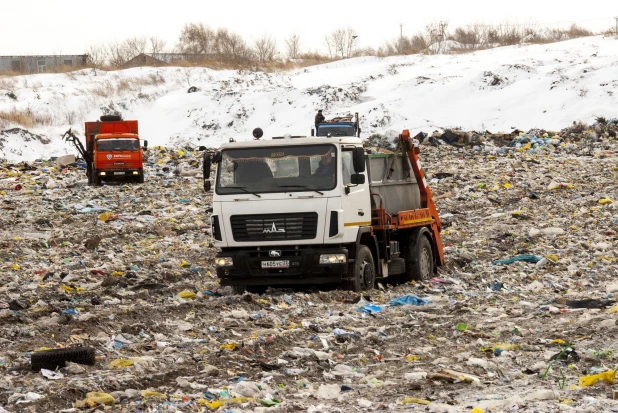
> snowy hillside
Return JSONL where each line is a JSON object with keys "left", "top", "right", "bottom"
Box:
{"left": 0, "top": 35, "right": 617, "bottom": 161}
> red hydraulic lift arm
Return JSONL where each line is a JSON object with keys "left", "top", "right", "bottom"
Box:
{"left": 399, "top": 129, "right": 445, "bottom": 265}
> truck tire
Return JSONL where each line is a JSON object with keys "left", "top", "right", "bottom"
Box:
{"left": 343, "top": 245, "right": 375, "bottom": 292}
{"left": 136, "top": 174, "right": 144, "bottom": 184}
{"left": 31, "top": 347, "right": 96, "bottom": 371}
{"left": 94, "top": 175, "right": 102, "bottom": 186}
{"left": 402, "top": 232, "right": 434, "bottom": 282}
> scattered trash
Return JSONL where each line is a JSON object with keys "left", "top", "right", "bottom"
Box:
{"left": 492, "top": 254, "right": 541, "bottom": 265}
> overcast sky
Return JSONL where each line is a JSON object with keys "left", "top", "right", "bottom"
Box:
{"left": 0, "top": 0, "right": 614, "bottom": 56}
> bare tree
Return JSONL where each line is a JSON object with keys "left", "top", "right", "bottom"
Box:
{"left": 254, "top": 34, "right": 278, "bottom": 62}
{"left": 178, "top": 23, "right": 216, "bottom": 55}
{"left": 215, "top": 29, "right": 254, "bottom": 63}
{"left": 107, "top": 41, "right": 131, "bottom": 67}
{"left": 85, "top": 44, "right": 108, "bottom": 70}
{"left": 149, "top": 37, "right": 167, "bottom": 55}
{"left": 284, "top": 33, "right": 301, "bottom": 59}
{"left": 125, "top": 36, "right": 149, "bottom": 57}
{"left": 327, "top": 27, "right": 359, "bottom": 58}
{"left": 426, "top": 21, "right": 449, "bottom": 53}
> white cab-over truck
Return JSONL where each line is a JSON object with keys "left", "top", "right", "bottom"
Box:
{"left": 202, "top": 129, "right": 444, "bottom": 292}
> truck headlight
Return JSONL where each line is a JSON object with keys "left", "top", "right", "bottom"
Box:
{"left": 99, "top": 172, "right": 106, "bottom": 176}
{"left": 133, "top": 171, "right": 139, "bottom": 175}
{"left": 319, "top": 254, "right": 346, "bottom": 264}
{"left": 215, "top": 257, "right": 234, "bottom": 267}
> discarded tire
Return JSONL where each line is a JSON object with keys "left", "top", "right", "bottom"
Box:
{"left": 187, "top": 86, "right": 199, "bottom": 93}
{"left": 31, "top": 347, "right": 96, "bottom": 371}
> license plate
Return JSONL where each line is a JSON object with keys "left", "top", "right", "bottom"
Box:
{"left": 261, "top": 260, "right": 290, "bottom": 269}
{"left": 113, "top": 172, "right": 125, "bottom": 175}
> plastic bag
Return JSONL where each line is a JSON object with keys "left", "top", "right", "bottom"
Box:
{"left": 578, "top": 370, "right": 615, "bottom": 387}
{"left": 389, "top": 295, "right": 430, "bottom": 306}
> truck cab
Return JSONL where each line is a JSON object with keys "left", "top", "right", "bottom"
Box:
{"left": 313, "top": 113, "right": 360, "bottom": 138}
{"left": 205, "top": 129, "right": 444, "bottom": 293}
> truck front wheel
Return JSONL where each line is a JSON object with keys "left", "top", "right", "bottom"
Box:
{"left": 403, "top": 233, "right": 434, "bottom": 282}
{"left": 343, "top": 245, "right": 375, "bottom": 292}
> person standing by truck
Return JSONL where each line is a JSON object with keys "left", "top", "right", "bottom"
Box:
{"left": 315, "top": 110, "right": 325, "bottom": 131}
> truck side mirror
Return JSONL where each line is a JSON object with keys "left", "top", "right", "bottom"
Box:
{"left": 143, "top": 140, "right": 148, "bottom": 150}
{"left": 351, "top": 173, "right": 365, "bottom": 185}
{"left": 353, "top": 147, "right": 366, "bottom": 173}
{"left": 203, "top": 152, "right": 211, "bottom": 179}
{"left": 212, "top": 151, "right": 222, "bottom": 163}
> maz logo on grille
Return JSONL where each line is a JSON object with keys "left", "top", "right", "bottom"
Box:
{"left": 263, "top": 222, "right": 285, "bottom": 233}
{"left": 269, "top": 250, "right": 282, "bottom": 257}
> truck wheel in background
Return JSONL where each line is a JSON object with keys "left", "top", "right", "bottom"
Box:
{"left": 343, "top": 245, "right": 375, "bottom": 292}
{"left": 403, "top": 231, "right": 434, "bottom": 282}
{"left": 136, "top": 175, "right": 145, "bottom": 184}
{"left": 94, "top": 175, "right": 102, "bottom": 186}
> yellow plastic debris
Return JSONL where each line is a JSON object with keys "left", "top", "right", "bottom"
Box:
{"left": 471, "top": 408, "right": 483, "bottom": 413}
{"left": 59, "top": 285, "right": 74, "bottom": 294}
{"left": 177, "top": 290, "right": 197, "bottom": 299}
{"left": 608, "top": 305, "right": 618, "bottom": 314}
{"left": 493, "top": 343, "right": 519, "bottom": 351}
{"left": 141, "top": 390, "right": 167, "bottom": 399}
{"left": 220, "top": 343, "right": 237, "bottom": 351}
{"left": 550, "top": 339, "right": 565, "bottom": 345}
{"left": 111, "top": 271, "right": 123, "bottom": 276}
{"left": 108, "top": 359, "right": 134, "bottom": 369}
{"left": 503, "top": 183, "right": 512, "bottom": 188}
{"left": 545, "top": 254, "right": 559, "bottom": 263}
{"left": 599, "top": 198, "right": 613, "bottom": 205}
{"left": 402, "top": 397, "right": 431, "bottom": 405}
{"left": 578, "top": 370, "right": 615, "bottom": 387}
{"left": 75, "top": 392, "right": 116, "bottom": 407}
{"left": 98, "top": 211, "right": 114, "bottom": 221}
{"left": 197, "top": 397, "right": 254, "bottom": 409}
{"left": 35, "top": 347, "right": 53, "bottom": 352}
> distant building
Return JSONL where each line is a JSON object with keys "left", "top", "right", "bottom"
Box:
{"left": 123, "top": 53, "right": 211, "bottom": 68}
{"left": 0, "top": 55, "right": 88, "bottom": 74}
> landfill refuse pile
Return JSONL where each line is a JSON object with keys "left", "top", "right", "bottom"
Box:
{"left": 1, "top": 122, "right": 618, "bottom": 413}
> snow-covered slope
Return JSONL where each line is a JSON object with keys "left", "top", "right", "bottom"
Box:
{"left": 0, "top": 36, "right": 616, "bottom": 161}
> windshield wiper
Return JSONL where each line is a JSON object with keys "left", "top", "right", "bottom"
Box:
{"left": 224, "top": 185, "right": 261, "bottom": 198}
{"left": 276, "top": 185, "right": 324, "bottom": 195}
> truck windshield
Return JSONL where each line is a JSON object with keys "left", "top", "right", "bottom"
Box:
{"left": 97, "top": 139, "right": 139, "bottom": 151}
{"left": 216, "top": 144, "right": 337, "bottom": 195}
{"left": 317, "top": 124, "right": 355, "bottom": 137}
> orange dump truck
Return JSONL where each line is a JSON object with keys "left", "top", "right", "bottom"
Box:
{"left": 64, "top": 115, "right": 147, "bottom": 185}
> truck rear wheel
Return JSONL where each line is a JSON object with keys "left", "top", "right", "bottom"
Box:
{"left": 403, "top": 232, "right": 434, "bottom": 282}
{"left": 343, "top": 245, "right": 375, "bottom": 292}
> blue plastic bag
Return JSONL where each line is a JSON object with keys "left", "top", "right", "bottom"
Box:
{"left": 389, "top": 295, "right": 430, "bottom": 306}
{"left": 357, "top": 304, "right": 382, "bottom": 314}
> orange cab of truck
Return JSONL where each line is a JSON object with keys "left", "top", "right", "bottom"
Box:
{"left": 85, "top": 115, "right": 147, "bottom": 185}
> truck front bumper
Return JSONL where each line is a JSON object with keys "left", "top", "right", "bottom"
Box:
{"left": 216, "top": 247, "right": 348, "bottom": 286}
{"left": 96, "top": 168, "right": 143, "bottom": 177}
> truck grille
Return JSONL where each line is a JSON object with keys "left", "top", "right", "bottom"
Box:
{"left": 230, "top": 213, "right": 318, "bottom": 242}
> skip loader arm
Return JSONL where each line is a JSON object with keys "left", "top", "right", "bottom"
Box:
{"left": 399, "top": 129, "right": 445, "bottom": 266}
{"left": 62, "top": 128, "right": 92, "bottom": 166}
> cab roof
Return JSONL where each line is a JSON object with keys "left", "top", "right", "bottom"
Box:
{"left": 219, "top": 136, "right": 362, "bottom": 150}
{"left": 96, "top": 133, "right": 139, "bottom": 139}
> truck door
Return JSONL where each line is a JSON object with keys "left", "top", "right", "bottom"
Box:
{"left": 340, "top": 147, "right": 371, "bottom": 243}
